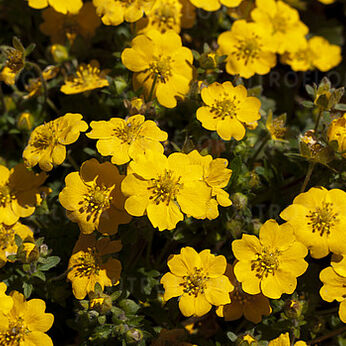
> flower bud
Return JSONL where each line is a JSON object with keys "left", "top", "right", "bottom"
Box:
{"left": 50, "top": 44, "right": 69, "bottom": 63}
{"left": 125, "top": 329, "right": 143, "bottom": 344}
{"left": 199, "top": 52, "right": 218, "bottom": 70}
{"left": 231, "top": 193, "right": 248, "bottom": 210}
{"left": 18, "top": 242, "right": 39, "bottom": 263}
{"left": 17, "top": 112, "right": 34, "bottom": 131}
{"left": 284, "top": 298, "right": 303, "bottom": 319}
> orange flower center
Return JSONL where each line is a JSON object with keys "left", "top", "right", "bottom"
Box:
{"left": 0, "top": 319, "right": 26, "bottom": 346}
{"left": 74, "top": 248, "right": 100, "bottom": 277}
{"left": 233, "top": 35, "right": 262, "bottom": 66}
{"left": 251, "top": 248, "right": 280, "bottom": 278}
{"left": 83, "top": 185, "right": 113, "bottom": 221}
{"left": 181, "top": 267, "right": 208, "bottom": 297}
{"left": 149, "top": 56, "right": 173, "bottom": 84}
{"left": 210, "top": 95, "right": 240, "bottom": 120}
{"left": 147, "top": 169, "right": 181, "bottom": 205}
{"left": 306, "top": 202, "right": 338, "bottom": 237}
{"left": 113, "top": 119, "right": 142, "bottom": 144}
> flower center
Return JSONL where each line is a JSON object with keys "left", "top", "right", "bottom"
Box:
{"left": 74, "top": 65, "right": 102, "bottom": 85}
{"left": 149, "top": 56, "right": 173, "bottom": 84}
{"left": 233, "top": 35, "right": 262, "bottom": 66}
{"left": 74, "top": 249, "right": 100, "bottom": 277}
{"left": 147, "top": 169, "right": 181, "bottom": 205}
{"left": 83, "top": 185, "right": 113, "bottom": 221}
{"left": 113, "top": 119, "right": 142, "bottom": 144}
{"left": 0, "top": 320, "right": 26, "bottom": 346}
{"left": 269, "top": 118, "right": 286, "bottom": 139}
{"left": 0, "top": 185, "right": 14, "bottom": 208}
{"left": 272, "top": 15, "right": 288, "bottom": 34}
{"left": 152, "top": 3, "right": 179, "bottom": 31}
{"left": 6, "top": 49, "right": 24, "bottom": 74}
{"left": 180, "top": 267, "right": 208, "bottom": 297}
{"left": 251, "top": 248, "right": 280, "bottom": 279}
{"left": 306, "top": 202, "right": 338, "bottom": 237}
{"left": 210, "top": 95, "right": 240, "bottom": 120}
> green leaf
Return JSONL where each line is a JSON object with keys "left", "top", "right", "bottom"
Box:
{"left": 14, "top": 234, "right": 23, "bottom": 247}
{"left": 39, "top": 256, "right": 60, "bottom": 271}
{"left": 305, "top": 84, "right": 315, "bottom": 97}
{"left": 118, "top": 299, "right": 140, "bottom": 315}
{"left": 23, "top": 282, "right": 33, "bottom": 298}
{"left": 334, "top": 104, "right": 346, "bottom": 111}
{"left": 301, "top": 100, "right": 314, "bottom": 109}
{"left": 32, "top": 271, "right": 46, "bottom": 281}
{"left": 227, "top": 331, "right": 237, "bottom": 342}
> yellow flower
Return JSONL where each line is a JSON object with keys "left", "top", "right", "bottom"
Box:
{"left": 280, "top": 187, "right": 346, "bottom": 259}
{"left": 23, "top": 113, "right": 88, "bottom": 172}
{"left": 309, "top": 36, "right": 342, "bottom": 72}
{"left": 18, "top": 242, "right": 40, "bottom": 264}
{"left": 92, "top": 0, "right": 155, "bottom": 26}
{"left": 216, "top": 264, "right": 272, "bottom": 323}
{"left": 60, "top": 61, "right": 109, "bottom": 94}
{"left": 0, "top": 163, "right": 47, "bottom": 226}
{"left": 328, "top": 113, "right": 346, "bottom": 157}
{"left": 0, "top": 291, "right": 54, "bottom": 346}
{"left": 268, "top": 333, "right": 307, "bottom": 346}
{"left": 0, "top": 283, "right": 13, "bottom": 315}
{"left": 0, "top": 222, "right": 33, "bottom": 268}
{"left": 27, "top": 0, "right": 82, "bottom": 14}
{"left": 197, "top": 81, "right": 261, "bottom": 141}
{"left": 121, "top": 30, "right": 194, "bottom": 108}
{"left": 232, "top": 220, "right": 308, "bottom": 299}
{"left": 24, "top": 65, "right": 59, "bottom": 99}
{"left": 40, "top": 2, "right": 101, "bottom": 43}
{"left": 59, "top": 158, "right": 131, "bottom": 235}
{"left": 187, "top": 150, "right": 232, "bottom": 220}
{"left": 160, "top": 247, "right": 233, "bottom": 317}
{"left": 138, "top": 0, "right": 183, "bottom": 33}
{"left": 0, "top": 67, "right": 16, "bottom": 86}
{"left": 320, "top": 265, "right": 346, "bottom": 323}
{"left": 121, "top": 151, "right": 212, "bottom": 231}
{"left": 0, "top": 48, "right": 25, "bottom": 86}
{"left": 251, "top": 0, "right": 308, "bottom": 54}
{"left": 86, "top": 114, "right": 168, "bottom": 165}
{"left": 189, "top": 0, "right": 242, "bottom": 12}
{"left": 67, "top": 234, "right": 122, "bottom": 299}
{"left": 266, "top": 111, "right": 287, "bottom": 141}
{"left": 218, "top": 20, "right": 276, "bottom": 78}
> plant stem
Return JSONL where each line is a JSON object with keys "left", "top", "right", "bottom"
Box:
{"left": 148, "top": 75, "right": 158, "bottom": 102}
{"left": 308, "top": 326, "right": 346, "bottom": 345}
{"left": 300, "top": 162, "right": 315, "bottom": 193}
{"left": 314, "top": 109, "right": 323, "bottom": 133}
{"left": 250, "top": 133, "right": 270, "bottom": 165}
{"left": 67, "top": 154, "right": 79, "bottom": 171}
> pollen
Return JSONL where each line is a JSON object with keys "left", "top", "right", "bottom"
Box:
{"left": 233, "top": 35, "right": 262, "bottom": 66}
{"left": 307, "top": 202, "right": 338, "bottom": 237}
{"left": 149, "top": 56, "right": 173, "bottom": 83}
{"left": 210, "top": 95, "right": 240, "bottom": 120}
{"left": 147, "top": 169, "right": 181, "bottom": 205}
{"left": 83, "top": 185, "right": 113, "bottom": 221}
{"left": 251, "top": 248, "right": 280, "bottom": 279}
{"left": 113, "top": 119, "right": 142, "bottom": 144}
{"left": 0, "top": 320, "right": 25, "bottom": 346}
{"left": 0, "top": 185, "right": 14, "bottom": 208}
{"left": 74, "top": 249, "right": 99, "bottom": 277}
{"left": 180, "top": 267, "right": 208, "bottom": 297}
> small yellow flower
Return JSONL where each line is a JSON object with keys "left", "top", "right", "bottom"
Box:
{"left": 0, "top": 222, "right": 33, "bottom": 268}
{"left": 0, "top": 67, "right": 16, "bottom": 86}
{"left": 280, "top": 187, "right": 346, "bottom": 259}
{"left": 0, "top": 163, "right": 47, "bottom": 226}
{"left": 93, "top": 0, "right": 155, "bottom": 26}
{"left": 251, "top": 0, "right": 308, "bottom": 54}
{"left": 232, "top": 220, "right": 308, "bottom": 299}
{"left": 59, "top": 158, "right": 131, "bottom": 235}
{"left": 216, "top": 264, "right": 272, "bottom": 323}
{"left": 160, "top": 247, "right": 233, "bottom": 317}
{"left": 0, "top": 48, "right": 25, "bottom": 86}
{"left": 67, "top": 234, "right": 122, "bottom": 299}
{"left": 87, "top": 114, "right": 168, "bottom": 165}
{"left": 121, "top": 30, "right": 193, "bottom": 108}
{"left": 309, "top": 36, "right": 342, "bottom": 72}
{"left": 121, "top": 151, "right": 212, "bottom": 231}
{"left": 328, "top": 113, "right": 346, "bottom": 158}
{"left": 60, "top": 61, "right": 109, "bottom": 95}
{"left": 40, "top": 2, "right": 101, "bottom": 44}
{"left": 189, "top": 0, "right": 242, "bottom": 12}
{"left": 27, "top": 0, "right": 82, "bottom": 14}
{"left": 187, "top": 150, "right": 232, "bottom": 220}
{"left": 0, "top": 291, "right": 54, "bottom": 346}
{"left": 0, "top": 282, "right": 13, "bottom": 315}
{"left": 197, "top": 81, "right": 261, "bottom": 141}
{"left": 320, "top": 265, "right": 346, "bottom": 323}
{"left": 266, "top": 111, "right": 287, "bottom": 141}
{"left": 23, "top": 113, "right": 88, "bottom": 172}
{"left": 268, "top": 333, "right": 307, "bottom": 346}
{"left": 218, "top": 20, "right": 276, "bottom": 78}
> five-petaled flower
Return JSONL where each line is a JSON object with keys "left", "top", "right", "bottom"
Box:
{"left": 280, "top": 187, "right": 346, "bottom": 259}
{"left": 232, "top": 219, "right": 308, "bottom": 299}
{"left": 160, "top": 247, "right": 233, "bottom": 317}
{"left": 59, "top": 158, "right": 131, "bottom": 235}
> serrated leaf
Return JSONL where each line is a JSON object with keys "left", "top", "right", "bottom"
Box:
{"left": 39, "top": 256, "right": 60, "bottom": 271}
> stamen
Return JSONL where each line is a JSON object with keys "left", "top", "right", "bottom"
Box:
{"left": 180, "top": 267, "right": 208, "bottom": 297}
{"left": 251, "top": 248, "right": 280, "bottom": 279}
